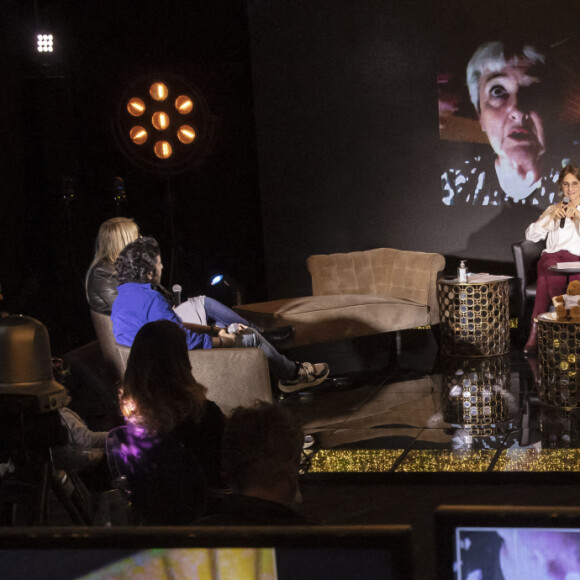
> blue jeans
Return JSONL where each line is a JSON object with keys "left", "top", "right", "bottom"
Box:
{"left": 237, "top": 328, "right": 297, "bottom": 381}
{"left": 203, "top": 298, "right": 295, "bottom": 381}
{"left": 203, "top": 297, "right": 261, "bottom": 331}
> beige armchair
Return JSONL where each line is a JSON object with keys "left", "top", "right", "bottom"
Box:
{"left": 90, "top": 309, "right": 126, "bottom": 383}
{"left": 234, "top": 247, "right": 445, "bottom": 348}
{"left": 91, "top": 309, "right": 272, "bottom": 415}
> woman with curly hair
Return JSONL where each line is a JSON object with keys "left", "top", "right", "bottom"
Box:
{"left": 120, "top": 319, "right": 226, "bottom": 488}
{"left": 111, "top": 237, "right": 330, "bottom": 392}
{"left": 523, "top": 164, "right": 580, "bottom": 353}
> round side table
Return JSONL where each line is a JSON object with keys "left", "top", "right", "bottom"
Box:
{"left": 437, "top": 277, "right": 510, "bottom": 357}
{"left": 538, "top": 312, "right": 580, "bottom": 409}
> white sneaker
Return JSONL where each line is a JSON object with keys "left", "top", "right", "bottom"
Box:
{"left": 278, "top": 362, "right": 330, "bottom": 393}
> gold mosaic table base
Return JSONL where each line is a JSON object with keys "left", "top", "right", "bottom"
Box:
{"left": 438, "top": 279, "right": 510, "bottom": 357}
{"left": 538, "top": 313, "right": 580, "bottom": 409}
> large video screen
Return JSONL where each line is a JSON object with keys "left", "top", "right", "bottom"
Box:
{"left": 437, "top": 3, "right": 580, "bottom": 207}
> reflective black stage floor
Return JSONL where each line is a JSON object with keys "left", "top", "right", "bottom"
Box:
{"left": 282, "top": 329, "right": 580, "bottom": 579}
{"left": 284, "top": 329, "right": 580, "bottom": 477}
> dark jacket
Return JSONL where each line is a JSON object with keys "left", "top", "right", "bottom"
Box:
{"left": 86, "top": 259, "right": 176, "bottom": 315}
{"left": 86, "top": 260, "right": 118, "bottom": 314}
{"left": 170, "top": 400, "right": 227, "bottom": 489}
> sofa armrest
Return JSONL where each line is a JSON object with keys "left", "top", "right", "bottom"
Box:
{"left": 187, "top": 348, "right": 272, "bottom": 415}
{"left": 116, "top": 345, "right": 272, "bottom": 416}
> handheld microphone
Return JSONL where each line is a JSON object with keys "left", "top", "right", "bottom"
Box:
{"left": 561, "top": 196, "right": 570, "bottom": 228}
{"left": 172, "top": 284, "right": 182, "bottom": 306}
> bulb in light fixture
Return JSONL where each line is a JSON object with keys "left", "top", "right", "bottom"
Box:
{"left": 177, "top": 125, "right": 195, "bottom": 144}
{"left": 127, "top": 98, "right": 146, "bottom": 117}
{"left": 175, "top": 95, "right": 194, "bottom": 114}
{"left": 154, "top": 140, "right": 172, "bottom": 159}
{"left": 150, "top": 82, "right": 168, "bottom": 101}
{"left": 129, "top": 126, "right": 148, "bottom": 145}
{"left": 152, "top": 111, "right": 170, "bottom": 130}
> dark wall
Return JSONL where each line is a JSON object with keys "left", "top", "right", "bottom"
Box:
{"left": 0, "top": 0, "right": 263, "bottom": 352}
{"left": 247, "top": 0, "right": 580, "bottom": 298}
{"left": 248, "top": 0, "right": 440, "bottom": 297}
{"left": 2, "top": 0, "right": 577, "bottom": 351}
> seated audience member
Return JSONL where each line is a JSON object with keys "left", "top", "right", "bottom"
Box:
{"left": 53, "top": 403, "right": 111, "bottom": 491}
{"left": 197, "top": 402, "right": 317, "bottom": 525}
{"left": 119, "top": 320, "right": 226, "bottom": 489}
{"left": 49, "top": 358, "right": 111, "bottom": 490}
{"left": 85, "top": 216, "right": 293, "bottom": 343}
{"left": 111, "top": 237, "right": 330, "bottom": 392}
{"left": 109, "top": 320, "right": 224, "bottom": 524}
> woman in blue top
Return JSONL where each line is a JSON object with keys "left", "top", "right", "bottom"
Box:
{"left": 111, "top": 237, "right": 330, "bottom": 392}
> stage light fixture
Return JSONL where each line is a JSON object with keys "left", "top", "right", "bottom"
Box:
{"left": 114, "top": 74, "right": 216, "bottom": 174}
{"left": 209, "top": 273, "right": 243, "bottom": 305}
{"left": 36, "top": 33, "right": 54, "bottom": 53}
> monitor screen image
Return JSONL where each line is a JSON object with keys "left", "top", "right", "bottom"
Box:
{"left": 436, "top": 505, "right": 580, "bottom": 580}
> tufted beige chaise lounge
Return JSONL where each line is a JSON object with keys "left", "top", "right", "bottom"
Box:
{"left": 234, "top": 247, "right": 445, "bottom": 348}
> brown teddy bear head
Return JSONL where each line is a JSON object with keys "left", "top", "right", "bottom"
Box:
{"left": 567, "top": 280, "right": 580, "bottom": 296}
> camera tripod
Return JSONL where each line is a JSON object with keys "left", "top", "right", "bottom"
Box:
{"left": 1, "top": 449, "right": 93, "bottom": 526}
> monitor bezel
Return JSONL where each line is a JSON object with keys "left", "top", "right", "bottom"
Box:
{"left": 0, "top": 524, "right": 413, "bottom": 579}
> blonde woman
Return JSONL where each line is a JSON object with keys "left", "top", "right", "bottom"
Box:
{"left": 86, "top": 217, "right": 140, "bottom": 314}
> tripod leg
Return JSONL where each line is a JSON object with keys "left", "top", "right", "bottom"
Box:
{"left": 35, "top": 460, "right": 51, "bottom": 526}
{"left": 50, "top": 469, "right": 92, "bottom": 525}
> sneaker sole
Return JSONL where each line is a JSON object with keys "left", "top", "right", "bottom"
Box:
{"left": 278, "top": 367, "right": 330, "bottom": 393}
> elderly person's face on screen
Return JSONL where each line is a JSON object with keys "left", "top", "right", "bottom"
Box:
{"left": 467, "top": 42, "right": 552, "bottom": 176}
{"left": 478, "top": 58, "right": 546, "bottom": 168}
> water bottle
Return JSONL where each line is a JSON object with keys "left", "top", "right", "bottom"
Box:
{"left": 457, "top": 260, "right": 468, "bottom": 283}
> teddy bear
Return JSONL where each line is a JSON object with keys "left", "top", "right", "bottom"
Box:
{"left": 553, "top": 279, "right": 580, "bottom": 320}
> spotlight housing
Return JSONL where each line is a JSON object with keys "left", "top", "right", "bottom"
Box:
{"left": 114, "top": 74, "right": 216, "bottom": 174}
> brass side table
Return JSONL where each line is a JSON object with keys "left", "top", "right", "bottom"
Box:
{"left": 538, "top": 312, "right": 580, "bottom": 409}
{"left": 438, "top": 276, "right": 510, "bottom": 357}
